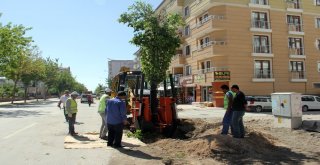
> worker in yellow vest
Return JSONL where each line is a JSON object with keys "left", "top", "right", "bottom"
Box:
{"left": 66, "top": 91, "right": 79, "bottom": 136}
{"left": 98, "top": 88, "right": 112, "bottom": 140}
{"left": 220, "top": 85, "right": 236, "bottom": 135}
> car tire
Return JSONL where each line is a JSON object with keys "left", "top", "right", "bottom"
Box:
{"left": 302, "top": 105, "right": 308, "bottom": 112}
{"left": 255, "top": 106, "right": 263, "bottom": 113}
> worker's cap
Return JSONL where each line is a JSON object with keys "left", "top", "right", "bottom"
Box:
{"left": 70, "top": 91, "right": 79, "bottom": 96}
{"left": 117, "top": 91, "right": 126, "bottom": 97}
{"left": 105, "top": 88, "right": 112, "bottom": 93}
{"left": 64, "top": 90, "right": 70, "bottom": 94}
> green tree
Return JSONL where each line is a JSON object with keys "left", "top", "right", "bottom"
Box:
{"left": 119, "top": 1, "right": 182, "bottom": 121}
{"left": 95, "top": 83, "right": 105, "bottom": 96}
{"left": 0, "top": 23, "right": 33, "bottom": 103}
{"left": 43, "top": 57, "right": 59, "bottom": 99}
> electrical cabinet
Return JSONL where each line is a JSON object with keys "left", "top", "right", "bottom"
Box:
{"left": 271, "top": 92, "right": 302, "bottom": 117}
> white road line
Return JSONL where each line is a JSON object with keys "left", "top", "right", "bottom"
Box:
{"left": 3, "top": 123, "right": 37, "bottom": 139}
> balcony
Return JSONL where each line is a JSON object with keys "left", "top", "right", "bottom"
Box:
{"left": 248, "top": 0, "right": 270, "bottom": 9}
{"left": 191, "top": 15, "right": 226, "bottom": 39}
{"left": 289, "top": 47, "right": 306, "bottom": 59}
{"left": 250, "top": 20, "right": 272, "bottom": 33}
{"left": 166, "top": 0, "right": 184, "bottom": 14}
{"left": 286, "top": 0, "right": 303, "bottom": 12}
{"left": 290, "top": 70, "right": 307, "bottom": 82}
{"left": 252, "top": 69, "right": 275, "bottom": 82}
{"left": 252, "top": 45, "right": 274, "bottom": 57}
{"left": 288, "top": 23, "right": 304, "bottom": 35}
{"left": 171, "top": 54, "right": 186, "bottom": 67}
{"left": 196, "top": 66, "right": 228, "bottom": 74}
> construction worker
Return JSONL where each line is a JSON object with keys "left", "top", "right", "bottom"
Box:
{"left": 106, "top": 91, "right": 128, "bottom": 148}
{"left": 58, "top": 90, "right": 70, "bottom": 122}
{"left": 66, "top": 91, "right": 79, "bottom": 136}
{"left": 220, "top": 85, "right": 235, "bottom": 135}
{"left": 98, "top": 88, "right": 112, "bottom": 140}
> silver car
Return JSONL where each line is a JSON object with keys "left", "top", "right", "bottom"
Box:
{"left": 301, "top": 95, "right": 320, "bottom": 112}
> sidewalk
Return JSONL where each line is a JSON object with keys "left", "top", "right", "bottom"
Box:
{"left": 0, "top": 98, "right": 56, "bottom": 106}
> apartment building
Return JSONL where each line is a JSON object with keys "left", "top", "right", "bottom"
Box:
{"left": 156, "top": 0, "right": 320, "bottom": 106}
{"left": 108, "top": 60, "right": 135, "bottom": 79}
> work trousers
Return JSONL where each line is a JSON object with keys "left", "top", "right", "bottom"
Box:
{"left": 68, "top": 113, "right": 77, "bottom": 134}
{"left": 107, "top": 123, "right": 124, "bottom": 147}
{"left": 232, "top": 110, "right": 245, "bottom": 138}
{"left": 221, "top": 110, "right": 233, "bottom": 135}
{"left": 99, "top": 112, "right": 108, "bottom": 138}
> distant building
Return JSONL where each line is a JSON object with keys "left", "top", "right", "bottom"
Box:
{"left": 108, "top": 60, "right": 135, "bottom": 79}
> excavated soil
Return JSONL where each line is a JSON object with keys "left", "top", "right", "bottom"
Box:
{"left": 136, "top": 118, "right": 320, "bottom": 165}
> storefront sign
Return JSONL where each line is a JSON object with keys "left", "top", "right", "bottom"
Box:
{"left": 179, "top": 75, "right": 193, "bottom": 86}
{"left": 214, "top": 71, "right": 231, "bottom": 81}
{"left": 194, "top": 74, "right": 206, "bottom": 83}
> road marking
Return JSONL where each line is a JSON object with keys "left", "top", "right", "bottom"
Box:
{"left": 3, "top": 123, "right": 37, "bottom": 139}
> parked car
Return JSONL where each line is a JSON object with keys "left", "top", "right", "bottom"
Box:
{"left": 301, "top": 95, "right": 320, "bottom": 112}
{"left": 246, "top": 96, "right": 272, "bottom": 112}
{"left": 80, "top": 94, "right": 88, "bottom": 103}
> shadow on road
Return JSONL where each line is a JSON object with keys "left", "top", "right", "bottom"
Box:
{"left": 117, "top": 148, "right": 162, "bottom": 160}
{"left": 0, "top": 110, "right": 43, "bottom": 118}
{"left": 0, "top": 100, "right": 58, "bottom": 109}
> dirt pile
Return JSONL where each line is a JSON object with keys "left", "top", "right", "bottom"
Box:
{"left": 142, "top": 118, "right": 318, "bottom": 164}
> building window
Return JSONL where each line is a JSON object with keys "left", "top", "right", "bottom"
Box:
{"left": 254, "top": 60, "right": 271, "bottom": 78}
{"left": 184, "top": 25, "right": 190, "bottom": 36}
{"left": 288, "top": 37, "right": 304, "bottom": 55}
{"left": 286, "top": 0, "right": 302, "bottom": 9}
{"left": 316, "top": 39, "right": 320, "bottom": 50}
{"left": 204, "top": 37, "right": 210, "bottom": 46}
{"left": 185, "top": 65, "right": 192, "bottom": 76}
{"left": 316, "top": 18, "right": 320, "bottom": 28}
{"left": 206, "top": 61, "right": 211, "bottom": 72}
{"left": 253, "top": 35, "right": 270, "bottom": 53}
{"left": 184, "top": 6, "right": 190, "bottom": 17}
{"left": 317, "top": 61, "right": 320, "bottom": 72}
{"left": 251, "top": 11, "right": 269, "bottom": 29}
{"left": 316, "top": 0, "right": 320, "bottom": 6}
{"left": 287, "top": 15, "right": 302, "bottom": 32}
{"left": 290, "top": 61, "right": 305, "bottom": 79}
{"left": 185, "top": 45, "right": 190, "bottom": 55}
{"left": 251, "top": 0, "right": 269, "bottom": 5}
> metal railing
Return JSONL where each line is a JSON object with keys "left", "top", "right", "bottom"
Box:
{"left": 250, "top": 0, "right": 269, "bottom": 5}
{"left": 289, "top": 47, "right": 304, "bottom": 55}
{"left": 286, "top": 0, "right": 303, "bottom": 9}
{"left": 291, "top": 70, "right": 306, "bottom": 79}
{"left": 196, "top": 67, "right": 228, "bottom": 74}
{"left": 251, "top": 20, "right": 271, "bottom": 29}
{"left": 197, "top": 40, "right": 226, "bottom": 51}
{"left": 196, "top": 15, "right": 225, "bottom": 28}
{"left": 288, "top": 23, "right": 304, "bottom": 32}
{"left": 253, "top": 45, "right": 271, "bottom": 53}
{"left": 254, "top": 69, "right": 273, "bottom": 79}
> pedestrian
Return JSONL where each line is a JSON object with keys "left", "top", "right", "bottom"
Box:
{"left": 231, "top": 85, "right": 248, "bottom": 138}
{"left": 220, "top": 85, "right": 235, "bottom": 135}
{"left": 106, "top": 91, "right": 129, "bottom": 148}
{"left": 66, "top": 91, "right": 79, "bottom": 136}
{"left": 98, "top": 88, "right": 112, "bottom": 140}
{"left": 87, "top": 94, "right": 93, "bottom": 107}
{"left": 58, "top": 90, "right": 70, "bottom": 122}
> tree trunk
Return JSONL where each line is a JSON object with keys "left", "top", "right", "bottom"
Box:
{"left": 150, "top": 81, "right": 158, "bottom": 124}
{"left": 24, "top": 85, "right": 28, "bottom": 103}
{"left": 11, "top": 80, "right": 18, "bottom": 104}
{"left": 35, "top": 86, "right": 38, "bottom": 102}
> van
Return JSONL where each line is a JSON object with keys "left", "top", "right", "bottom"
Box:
{"left": 246, "top": 96, "right": 272, "bottom": 112}
{"left": 301, "top": 95, "right": 320, "bottom": 112}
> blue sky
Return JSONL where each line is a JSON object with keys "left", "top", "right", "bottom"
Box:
{"left": 0, "top": 0, "right": 162, "bottom": 91}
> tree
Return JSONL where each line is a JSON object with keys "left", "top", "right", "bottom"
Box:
{"left": 95, "top": 83, "right": 105, "bottom": 96}
{"left": 0, "top": 23, "right": 33, "bottom": 103}
{"left": 43, "top": 57, "right": 59, "bottom": 99}
{"left": 119, "top": 1, "right": 182, "bottom": 122}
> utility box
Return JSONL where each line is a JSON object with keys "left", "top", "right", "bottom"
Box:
{"left": 271, "top": 92, "right": 302, "bottom": 129}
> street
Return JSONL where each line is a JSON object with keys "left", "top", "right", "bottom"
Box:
{"left": 1, "top": 99, "right": 319, "bottom": 165}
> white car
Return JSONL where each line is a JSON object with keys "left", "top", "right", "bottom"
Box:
{"left": 301, "top": 95, "right": 320, "bottom": 112}
{"left": 80, "top": 94, "right": 88, "bottom": 103}
{"left": 246, "top": 96, "right": 272, "bottom": 112}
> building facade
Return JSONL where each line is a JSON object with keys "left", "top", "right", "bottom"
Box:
{"left": 156, "top": 0, "right": 320, "bottom": 105}
{"left": 108, "top": 60, "right": 135, "bottom": 79}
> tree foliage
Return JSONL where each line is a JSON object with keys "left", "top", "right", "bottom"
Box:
{"left": 119, "top": 1, "right": 182, "bottom": 85}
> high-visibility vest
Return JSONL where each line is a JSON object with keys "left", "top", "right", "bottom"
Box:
{"left": 98, "top": 94, "right": 110, "bottom": 113}
{"left": 66, "top": 98, "right": 77, "bottom": 114}
{"left": 224, "top": 91, "right": 235, "bottom": 109}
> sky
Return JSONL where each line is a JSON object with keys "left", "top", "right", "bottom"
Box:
{"left": 0, "top": 0, "right": 163, "bottom": 91}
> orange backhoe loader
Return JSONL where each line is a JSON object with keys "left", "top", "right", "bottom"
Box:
{"left": 111, "top": 71, "right": 178, "bottom": 136}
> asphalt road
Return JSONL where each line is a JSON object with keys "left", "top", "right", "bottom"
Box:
{"left": 0, "top": 98, "right": 113, "bottom": 165}
{"left": 1, "top": 99, "right": 319, "bottom": 165}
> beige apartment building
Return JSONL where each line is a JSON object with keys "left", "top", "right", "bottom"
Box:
{"left": 156, "top": 0, "right": 320, "bottom": 105}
